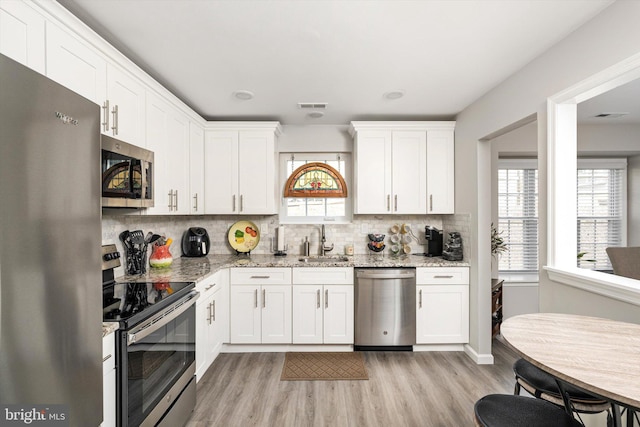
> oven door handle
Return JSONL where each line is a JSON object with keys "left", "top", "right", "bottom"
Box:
{"left": 127, "top": 290, "right": 199, "bottom": 346}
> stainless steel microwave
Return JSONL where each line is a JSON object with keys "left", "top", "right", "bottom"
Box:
{"left": 101, "top": 135, "right": 154, "bottom": 208}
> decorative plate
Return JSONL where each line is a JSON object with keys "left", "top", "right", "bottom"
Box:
{"left": 228, "top": 220, "right": 260, "bottom": 253}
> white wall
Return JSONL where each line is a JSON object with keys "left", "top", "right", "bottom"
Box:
{"left": 277, "top": 125, "right": 352, "bottom": 153}
{"left": 454, "top": 0, "right": 640, "bottom": 360}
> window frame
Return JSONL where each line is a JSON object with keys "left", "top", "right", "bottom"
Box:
{"left": 576, "top": 158, "right": 628, "bottom": 270}
{"left": 497, "top": 159, "right": 539, "bottom": 274}
{"left": 279, "top": 152, "right": 353, "bottom": 224}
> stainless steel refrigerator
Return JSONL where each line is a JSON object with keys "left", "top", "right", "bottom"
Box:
{"left": 0, "top": 54, "right": 103, "bottom": 426}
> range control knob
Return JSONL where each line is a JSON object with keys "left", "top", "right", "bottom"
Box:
{"left": 103, "top": 252, "right": 120, "bottom": 261}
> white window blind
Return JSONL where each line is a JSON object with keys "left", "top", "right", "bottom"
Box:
{"left": 577, "top": 159, "right": 627, "bottom": 270}
{"left": 498, "top": 160, "right": 539, "bottom": 272}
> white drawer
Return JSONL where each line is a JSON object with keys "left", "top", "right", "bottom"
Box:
{"left": 196, "top": 271, "right": 221, "bottom": 296}
{"left": 102, "top": 333, "right": 115, "bottom": 374}
{"left": 416, "top": 267, "right": 469, "bottom": 285}
{"left": 293, "top": 267, "right": 354, "bottom": 285}
{"left": 230, "top": 267, "right": 292, "bottom": 285}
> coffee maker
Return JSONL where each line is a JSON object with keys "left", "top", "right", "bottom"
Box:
{"left": 425, "top": 226, "right": 443, "bottom": 257}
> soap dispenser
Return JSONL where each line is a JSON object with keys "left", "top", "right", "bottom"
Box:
{"left": 304, "top": 236, "right": 310, "bottom": 256}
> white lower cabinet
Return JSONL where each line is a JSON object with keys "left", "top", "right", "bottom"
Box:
{"left": 195, "top": 270, "right": 229, "bottom": 382}
{"left": 229, "top": 268, "right": 292, "bottom": 344}
{"left": 416, "top": 267, "right": 469, "bottom": 344}
{"left": 292, "top": 267, "right": 354, "bottom": 344}
{"left": 101, "top": 333, "right": 116, "bottom": 427}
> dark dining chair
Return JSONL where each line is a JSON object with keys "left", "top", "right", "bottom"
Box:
{"left": 513, "top": 358, "right": 613, "bottom": 424}
{"left": 606, "top": 247, "right": 640, "bottom": 280}
{"left": 474, "top": 394, "right": 583, "bottom": 427}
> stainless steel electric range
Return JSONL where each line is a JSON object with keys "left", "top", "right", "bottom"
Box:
{"left": 102, "top": 245, "right": 199, "bottom": 427}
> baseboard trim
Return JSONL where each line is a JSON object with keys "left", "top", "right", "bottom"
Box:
{"left": 464, "top": 344, "right": 494, "bottom": 365}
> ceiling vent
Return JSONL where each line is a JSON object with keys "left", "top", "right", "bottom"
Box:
{"left": 594, "top": 112, "right": 629, "bottom": 119}
{"left": 298, "top": 102, "right": 328, "bottom": 110}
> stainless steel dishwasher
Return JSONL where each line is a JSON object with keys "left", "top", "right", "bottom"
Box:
{"left": 354, "top": 268, "right": 416, "bottom": 350}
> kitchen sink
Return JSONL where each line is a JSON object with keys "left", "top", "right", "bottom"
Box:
{"left": 298, "top": 256, "right": 350, "bottom": 263}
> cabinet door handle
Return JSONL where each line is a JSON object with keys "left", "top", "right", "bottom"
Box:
{"left": 387, "top": 195, "right": 390, "bottom": 211}
{"left": 212, "top": 300, "right": 216, "bottom": 321}
{"left": 394, "top": 195, "right": 398, "bottom": 212}
{"left": 429, "top": 194, "right": 433, "bottom": 212}
{"left": 102, "top": 100, "right": 110, "bottom": 131}
{"left": 262, "top": 289, "right": 266, "bottom": 308}
{"left": 111, "top": 104, "right": 118, "bottom": 135}
{"left": 317, "top": 289, "right": 320, "bottom": 309}
{"left": 174, "top": 189, "right": 178, "bottom": 210}
{"left": 240, "top": 195, "right": 244, "bottom": 212}
{"left": 206, "top": 302, "right": 212, "bottom": 324}
{"left": 193, "top": 193, "right": 198, "bottom": 211}
{"left": 102, "top": 354, "right": 112, "bottom": 363}
{"left": 419, "top": 289, "right": 422, "bottom": 309}
{"left": 168, "top": 190, "right": 174, "bottom": 210}
{"left": 433, "top": 275, "right": 454, "bottom": 279}
{"left": 325, "top": 289, "right": 328, "bottom": 309}
{"left": 254, "top": 289, "right": 258, "bottom": 308}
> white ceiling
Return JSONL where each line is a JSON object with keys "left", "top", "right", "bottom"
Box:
{"left": 57, "top": 0, "right": 616, "bottom": 125}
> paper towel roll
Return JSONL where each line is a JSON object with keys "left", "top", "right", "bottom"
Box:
{"left": 277, "top": 226, "right": 285, "bottom": 251}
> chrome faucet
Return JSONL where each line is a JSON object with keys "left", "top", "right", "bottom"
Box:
{"left": 320, "top": 224, "right": 334, "bottom": 256}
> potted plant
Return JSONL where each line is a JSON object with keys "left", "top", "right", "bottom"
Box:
{"left": 491, "top": 223, "right": 508, "bottom": 259}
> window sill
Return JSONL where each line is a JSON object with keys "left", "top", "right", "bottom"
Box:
{"left": 498, "top": 272, "right": 539, "bottom": 284}
{"left": 544, "top": 266, "right": 640, "bottom": 307}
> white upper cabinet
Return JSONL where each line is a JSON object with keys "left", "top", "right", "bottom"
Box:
{"left": 350, "top": 121, "right": 455, "bottom": 215}
{"left": 44, "top": 20, "right": 147, "bottom": 148}
{"left": 189, "top": 122, "right": 205, "bottom": 214}
{"left": 391, "top": 131, "right": 427, "bottom": 214}
{"left": 45, "top": 22, "right": 106, "bottom": 104}
{"left": 0, "top": 0, "right": 45, "bottom": 74}
{"left": 427, "top": 129, "right": 455, "bottom": 214}
{"left": 204, "top": 123, "right": 281, "bottom": 215}
{"left": 145, "top": 92, "right": 190, "bottom": 215}
{"left": 104, "top": 63, "right": 146, "bottom": 146}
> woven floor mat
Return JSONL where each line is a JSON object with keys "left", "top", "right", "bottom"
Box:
{"left": 281, "top": 352, "right": 369, "bottom": 381}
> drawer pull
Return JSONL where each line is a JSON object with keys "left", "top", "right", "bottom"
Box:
{"left": 250, "top": 275, "right": 270, "bottom": 279}
{"left": 433, "top": 275, "right": 454, "bottom": 279}
{"left": 103, "top": 354, "right": 112, "bottom": 363}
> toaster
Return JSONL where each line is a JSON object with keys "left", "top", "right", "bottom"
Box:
{"left": 182, "top": 227, "right": 210, "bottom": 257}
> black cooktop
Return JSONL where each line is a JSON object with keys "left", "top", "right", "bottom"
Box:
{"left": 103, "top": 281, "right": 195, "bottom": 326}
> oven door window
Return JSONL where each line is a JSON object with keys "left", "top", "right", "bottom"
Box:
{"left": 126, "top": 304, "right": 195, "bottom": 426}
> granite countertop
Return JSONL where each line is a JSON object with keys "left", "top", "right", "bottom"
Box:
{"left": 102, "top": 254, "right": 468, "bottom": 337}
{"left": 117, "top": 253, "right": 469, "bottom": 284}
{"left": 102, "top": 322, "right": 119, "bottom": 337}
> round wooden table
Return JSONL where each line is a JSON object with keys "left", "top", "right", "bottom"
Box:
{"left": 501, "top": 313, "right": 640, "bottom": 418}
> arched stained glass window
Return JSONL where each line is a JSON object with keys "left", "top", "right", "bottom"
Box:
{"left": 284, "top": 162, "right": 348, "bottom": 198}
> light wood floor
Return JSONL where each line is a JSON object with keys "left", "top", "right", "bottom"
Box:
{"left": 186, "top": 339, "right": 518, "bottom": 427}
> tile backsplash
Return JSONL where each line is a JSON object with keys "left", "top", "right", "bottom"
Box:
{"left": 103, "top": 213, "right": 470, "bottom": 261}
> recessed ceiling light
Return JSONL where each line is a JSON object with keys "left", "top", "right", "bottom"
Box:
{"left": 233, "top": 90, "right": 254, "bottom": 100}
{"left": 307, "top": 111, "right": 325, "bottom": 119}
{"left": 384, "top": 90, "right": 405, "bottom": 100}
